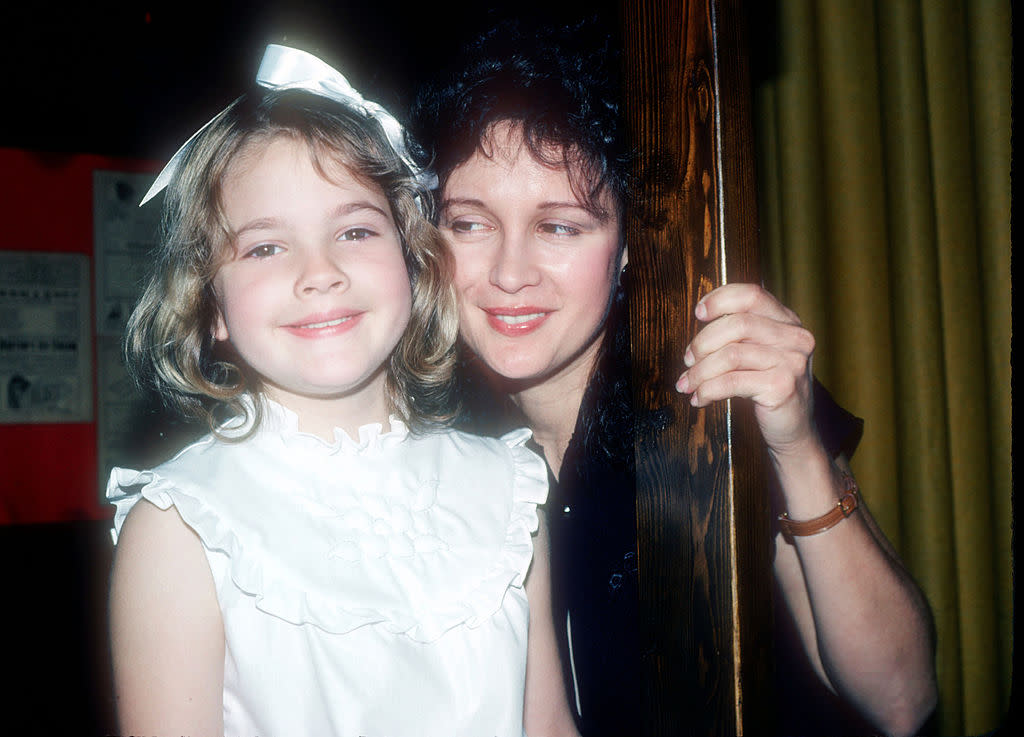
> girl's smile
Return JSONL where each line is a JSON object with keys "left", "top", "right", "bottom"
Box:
{"left": 282, "top": 309, "right": 364, "bottom": 337}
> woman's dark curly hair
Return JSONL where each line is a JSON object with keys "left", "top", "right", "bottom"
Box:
{"left": 407, "top": 16, "right": 631, "bottom": 223}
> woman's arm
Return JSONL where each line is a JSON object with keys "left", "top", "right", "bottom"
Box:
{"left": 677, "top": 283, "right": 937, "bottom": 737}
{"left": 109, "top": 499, "right": 225, "bottom": 736}
{"left": 769, "top": 448, "right": 937, "bottom": 737}
{"left": 523, "top": 512, "right": 581, "bottom": 737}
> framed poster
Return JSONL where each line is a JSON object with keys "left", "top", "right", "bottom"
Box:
{"left": 0, "top": 250, "right": 93, "bottom": 422}
{"left": 92, "top": 170, "right": 160, "bottom": 337}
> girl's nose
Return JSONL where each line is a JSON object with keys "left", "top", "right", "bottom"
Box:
{"left": 296, "top": 248, "right": 348, "bottom": 295}
{"left": 489, "top": 235, "right": 541, "bottom": 292}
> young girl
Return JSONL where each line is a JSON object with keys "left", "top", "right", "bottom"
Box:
{"left": 107, "top": 45, "right": 575, "bottom": 737}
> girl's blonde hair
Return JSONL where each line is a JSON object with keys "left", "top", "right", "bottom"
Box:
{"left": 127, "top": 88, "right": 458, "bottom": 434}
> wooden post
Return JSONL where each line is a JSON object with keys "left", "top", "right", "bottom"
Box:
{"left": 619, "top": 1, "right": 775, "bottom": 734}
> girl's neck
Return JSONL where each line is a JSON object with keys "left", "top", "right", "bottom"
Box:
{"left": 507, "top": 340, "right": 602, "bottom": 481}
{"left": 263, "top": 377, "right": 392, "bottom": 443}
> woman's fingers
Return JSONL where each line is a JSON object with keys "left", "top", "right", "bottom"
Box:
{"left": 680, "top": 357, "right": 815, "bottom": 452}
{"left": 678, "top": 282, "right": 814, "bottom": 405}
{"left": 696, "top": 283, "right": 801, "bottom": 326}
{"left": 684, "top": 312, "right": 815, "bottom": 370}
{"left": 677, "top": 343, "right": 807, "bottom": 406}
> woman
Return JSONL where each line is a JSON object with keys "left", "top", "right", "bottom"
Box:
{"left": 410, "top": 17, "right": 937, "bottom": 737}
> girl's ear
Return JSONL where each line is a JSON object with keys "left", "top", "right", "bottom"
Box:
{"left": 619, "top": 246, "right": 629, "bottom": 273}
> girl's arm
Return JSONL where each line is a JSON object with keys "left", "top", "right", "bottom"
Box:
{"left": 109, "top": 499, "right": 225, "bottom": 735}
{"left": 678, "top": 283, "right": 937, "bottom": 737}
{"left": 523, "top": 512, "right": 581, "bottom": 737}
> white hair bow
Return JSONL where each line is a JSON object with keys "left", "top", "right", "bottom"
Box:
{"left": 140, "top": 44, "right": 435, "bottom": 205}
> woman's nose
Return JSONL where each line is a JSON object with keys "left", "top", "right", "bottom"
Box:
{"left": 489, "top": 236, "right": 541, "bottom": 292}
{"left": 296, "top": 247, "right": 347, "bottom": 295}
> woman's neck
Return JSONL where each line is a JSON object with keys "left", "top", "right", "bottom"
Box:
{"left": 508, "top": 340, "right": 602, "bottom": 480}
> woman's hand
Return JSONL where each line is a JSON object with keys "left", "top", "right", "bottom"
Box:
{"left": 675, "top": 283, "right": 818, "bottom": 458}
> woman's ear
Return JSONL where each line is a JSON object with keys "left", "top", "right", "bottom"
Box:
{"left": 619, "top": 246, "right": 629, "bottom": 273}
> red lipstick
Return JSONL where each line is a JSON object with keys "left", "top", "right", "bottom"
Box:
{"left": 483, "top": 306, "right": 550, "bottom": 336}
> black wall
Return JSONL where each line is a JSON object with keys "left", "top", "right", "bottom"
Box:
{"left": 1, "top": 1, "right": 614, "bottom": 159}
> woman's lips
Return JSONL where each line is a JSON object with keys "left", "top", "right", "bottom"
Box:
{"left": 283, "top": 311, "right": 363, "bottom": 338}
{"left": 484, "top": 306, "right": 550, "bottom": 336}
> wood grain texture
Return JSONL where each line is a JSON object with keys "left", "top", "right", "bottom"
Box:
{"left": 619, "top": 1, "right": 774, "bottom": 734}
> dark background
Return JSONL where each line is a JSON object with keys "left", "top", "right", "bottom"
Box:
{"left": 0, "top": 0, "right": 619, "bottom": 159}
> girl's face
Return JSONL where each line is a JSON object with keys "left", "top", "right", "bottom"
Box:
{"left": 213, "top": 136, "right": 412, "bottom": 426}
{"left": 440, "top": 123, "right": 624, "bottom": 388}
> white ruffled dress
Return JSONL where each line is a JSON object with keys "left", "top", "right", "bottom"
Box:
{"left": 107, "top": 401, "right": 547, "bottom": 737}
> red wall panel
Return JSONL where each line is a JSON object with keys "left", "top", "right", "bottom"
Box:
{"left": 0, "top": 148, "right": 157, "bottom": 524}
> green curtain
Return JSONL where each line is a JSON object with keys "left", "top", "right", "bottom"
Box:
{"left": 752, "top": 1, "right": 1011, "bottom": 734}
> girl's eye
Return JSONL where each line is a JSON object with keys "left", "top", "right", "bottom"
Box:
{"left": 243, "top": 243, "right": 284, "bottom": 259}
{"left": 339, "top": 227, "right": 377, "bottom": 241}
{"left": 539, "top": 223, "right": 580, "bottom": 237}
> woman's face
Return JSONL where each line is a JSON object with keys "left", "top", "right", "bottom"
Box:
{"left": 440, "top": 123, "right": 624, "bottom": 387}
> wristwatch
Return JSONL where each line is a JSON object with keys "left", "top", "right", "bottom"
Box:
{"left": 778, "top": 474, "right": 860, "bottom": 537}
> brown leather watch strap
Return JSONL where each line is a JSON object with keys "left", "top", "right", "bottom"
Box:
{"left": 778, "top": 474, "right": 860, "bottom": 537}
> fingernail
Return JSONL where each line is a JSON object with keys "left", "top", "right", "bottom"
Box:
{"left": 683, "top": 347, "right": 695, "bottom": 367}
{"left": 690, "top": 392, "right": 700, "bottom": 407}
{"left": 695, "top": 301, "right": 707, "bottom": 320}
{"left": 676, "top": 373, "right": 689, "bottom": 393}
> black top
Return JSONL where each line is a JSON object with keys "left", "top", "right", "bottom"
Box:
{"left": 538, "top": 278, "right": 646, "bottom": 736}
{"left": 453, "top": 277, "right": 869, "bottom": 736}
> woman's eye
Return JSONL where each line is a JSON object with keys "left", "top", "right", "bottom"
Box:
{"left": 243, "top": 243, "right": 283, "bottom": 259}
{"left": 448, "top": 219, "right": 489, "bottom": 234}
{"left": 339, "top": 227, "right": 377, "bottom": 241}
{"left": 539, "top": 223, "right": 580, "bottom": 237}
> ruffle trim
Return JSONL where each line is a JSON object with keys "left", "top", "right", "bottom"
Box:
{"left": 461, "top": 428, "right": 546, "bottom": 625}
{"left": 220, "top": 397, "right": 412, "bottom": 456}
{"left": 107, "top": 427, "right": 547, "bottom": 643}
